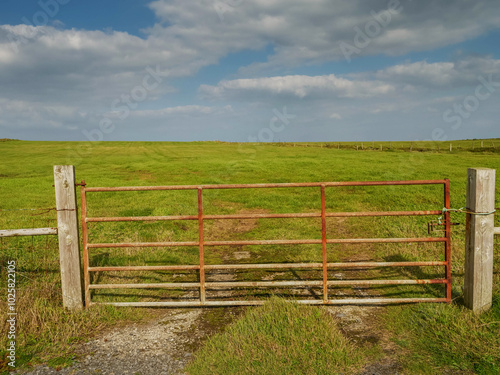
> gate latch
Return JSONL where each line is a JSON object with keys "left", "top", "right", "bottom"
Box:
{"left": 428, "top": 220, "right": 460, "bottom": 234}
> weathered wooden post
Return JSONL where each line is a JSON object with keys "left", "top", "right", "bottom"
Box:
{"left": 54, "top": 165, "right": 83, "bottom": 310}
{"left": 464, "top": 168, "right": 496, "bottom": 313}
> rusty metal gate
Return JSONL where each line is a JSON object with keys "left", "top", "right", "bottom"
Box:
{"left": 80, "top": 179, "right": 452, "bottom": 307}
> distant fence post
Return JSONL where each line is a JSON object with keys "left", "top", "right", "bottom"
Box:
{"left": 464, "top": 168, "right": 496, "bottom": 313}
{"left": 54, "top": 165, "right": 83, "bottom": 310}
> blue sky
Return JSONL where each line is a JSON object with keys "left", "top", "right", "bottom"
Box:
{"left": 0, "top": 0, "right": 499, "bottom": 142}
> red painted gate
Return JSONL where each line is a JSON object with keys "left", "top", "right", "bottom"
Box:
{"left": 80, "top": 179, "right": 452, "bottom": 307}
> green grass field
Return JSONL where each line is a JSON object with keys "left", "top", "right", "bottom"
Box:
{"left": 1, "top": 139, "right": 499, "bottom": 373}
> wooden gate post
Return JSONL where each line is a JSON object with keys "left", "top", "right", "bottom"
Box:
{"left": 54, "top": 165, "right": 83, "bottom": 310}
{"left": 464, "top": 168, "right": 496, "bottom": 313}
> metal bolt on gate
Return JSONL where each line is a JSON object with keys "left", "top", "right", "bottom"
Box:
{"left": 80, "top": 179, "right": 452, "bottom": 307}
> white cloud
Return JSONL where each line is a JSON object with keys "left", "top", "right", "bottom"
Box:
{"left": 374, "top": 61, "right": 459, "bottom": 86}
{"left": 200, "top": 74, "right": 395, "bottom": 99}
{"left": 1, "top": 2, "right": 499, "bottom": 107}
{"left": 0, "top": 98, "right": 79, "bottom": 131}
{"left": 353, "top": 56, "right": 500, "bottom": 90}
{"left": 369, "top": 103, "right": 399, "bottom": 114}
{"left": 2, "top": 0, "right": 499, "bottom": 98}
{"left": 132, "top": 105, "right": 232, "bottom": 117}
{"left": 432, "top": 96, "right": 461, "bottom": 104}
{"left": 0, "top": 1, "right": 499, "bottom": 141}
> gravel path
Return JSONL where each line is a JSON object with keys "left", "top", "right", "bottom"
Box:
{"left": 16, "top": 267, "right": 243, "bottom": 375}
{"left": 16, "top": 308, "right": 204, "bottom": 375}
{"left": 17, "top": 304, "right": 401, "bottom": 375}
{"left": 15, "top": 214, "right": 406, "bottom": 375}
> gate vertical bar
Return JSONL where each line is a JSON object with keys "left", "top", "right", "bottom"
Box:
{"left": 198, "top": 188, "right": 206, "bottom": 304}
{"left": 80, "top": 181, "right": 91, "bottom": 307}
{"left": 444, "top": 179, "right": 452, "bottom": 303}
{"left": 321, "top": 185, "right": 328, "bottom": 302}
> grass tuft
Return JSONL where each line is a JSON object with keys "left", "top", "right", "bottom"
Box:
{"left": 385, "top": 296, "right": 500, "bottom": 374}
{"left": 0, "top": 276, "right": 145, "bottom": 372}
{"left": 185, "top": 297, "right": 364, "bottom": 375}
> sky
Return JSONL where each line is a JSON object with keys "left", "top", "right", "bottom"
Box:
{"left": 0, "top": 0, "right": 499, "bottom": 142}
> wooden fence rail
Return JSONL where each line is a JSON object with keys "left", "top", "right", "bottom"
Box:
{"left": 0, "top": 228, "right": 58, "bottom": 237}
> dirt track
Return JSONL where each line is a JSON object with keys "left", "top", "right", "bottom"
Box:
{"left": 15, "top": 306, "right": 246, "bottom": 375}
{"left": 16, "top": 303, "right": 403, "bottom": 375}
{"left": 16, "top": 212, "right": 404, "bottom": 375}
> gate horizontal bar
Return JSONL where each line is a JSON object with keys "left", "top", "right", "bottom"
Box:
{"left": 85, "top": 179, "right": 447, "bottom": 192}
{"left": 87, "top": 214, "right": 198, "bottom": 222}
{"left": 86, "top": 210, "right": 442, "bottom": 223}
{"left": 87, "top": 237, "right": 446, "bottom": 248}
{"left": 88, "top": 261, "right": 446, "bottom": 273}
{"left": 0, "top": 227, "right": 58, "bottom": 237}
{"left": 89, "top": 279, "right": 446, "bottom": 290}
{"left": 88, "top": 241, "right": 199, "bottom": 248}
{"left": 207, "top": 279, "right": 446, "bottom": 287}
{"left": 89, "top": 265, "right": 200, "bottom": 272}
{"left": 93, "top": 297, "right": 448, "bottom": 307}
{"left": 204, "top": 261, "right": 447, "bottom": 269}
{"left": 90, "top": 282, "right": 201, "bottom": 289}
